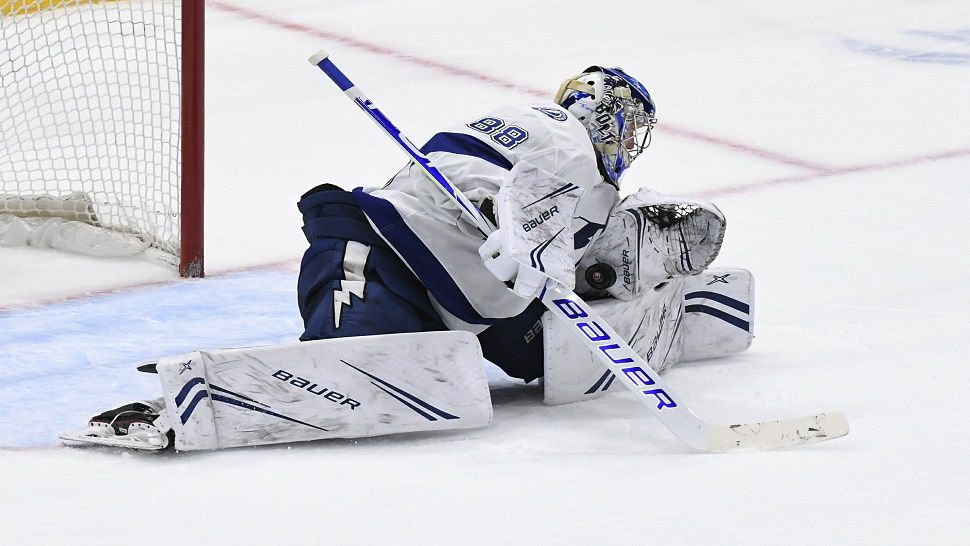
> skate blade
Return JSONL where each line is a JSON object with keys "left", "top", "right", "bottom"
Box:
{"left": 59, "top": 426, "right": 167, "bottom": 451}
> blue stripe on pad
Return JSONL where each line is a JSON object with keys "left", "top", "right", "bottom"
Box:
{"left": 585, "top": 369, "right": 612, "bottom": 394}
{"left": 179, "top": 389, "right": 209, "bottom": 424}
{"left": 210, "top": 393, "right": 331, "bottom": 432}
{"left": 175, "top": 376, "right": 205, "bottom": 407}
{"left": 370, "top": 383, "right": 439, "bottom": 421}
{"left": 342, "top": 359, "right": 459, "bottom": 420}
{"left": 685, "top": 304, "right": 750, "bottom": 331}
{"left": 522, "top": 183, "right": 579, "bottom": 208}
{"left": 209, "top": 383, "right": 271, "bottom": 408}
{"left": 685, "top": 291, "right": 750, "bottom": 314}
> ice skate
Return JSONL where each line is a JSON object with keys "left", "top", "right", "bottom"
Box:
{"left": 60, "top": 401, "right": 173, "bottom": 451}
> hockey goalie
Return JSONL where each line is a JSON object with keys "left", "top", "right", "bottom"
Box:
{"left": 62, "top": 65, "right": 754, "bottom": 451}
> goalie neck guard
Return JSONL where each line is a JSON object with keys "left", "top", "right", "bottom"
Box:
{"left": 555, "top": 66, "right": 656, "bottom": 187}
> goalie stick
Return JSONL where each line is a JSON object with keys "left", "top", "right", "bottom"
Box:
{"left": 308, "top": 50, "right": 848, "bottom": 452}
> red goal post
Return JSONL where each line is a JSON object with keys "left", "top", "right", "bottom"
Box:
{"left": 0, "top": 0, "right": 205, "bottom": 277}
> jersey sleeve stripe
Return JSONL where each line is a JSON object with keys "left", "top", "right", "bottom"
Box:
{"left": 419, "top": 132, "right": 513, "bottom": 171}
{"left": 352, "top": 188, "right": 498, "bottom": 326}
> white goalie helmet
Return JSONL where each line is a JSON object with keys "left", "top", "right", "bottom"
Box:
{"left": 555, "top": 66, "right": 656, "bottom": 187}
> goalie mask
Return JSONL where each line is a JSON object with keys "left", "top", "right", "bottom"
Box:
{"left": 555, "top": 66, "right": 656, "bottom": 187}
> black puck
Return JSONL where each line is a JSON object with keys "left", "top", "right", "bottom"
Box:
{"left": 585, "top": 263, "right": 617, "bottom": 290}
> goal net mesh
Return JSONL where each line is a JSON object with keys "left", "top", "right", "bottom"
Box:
{"left": 1, "top": 0, "right": 184, "bottom": 260}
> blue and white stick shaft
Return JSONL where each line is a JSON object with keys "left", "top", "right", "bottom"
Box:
{"left": 308, "top": 50, "right": 494, "bottom": 237}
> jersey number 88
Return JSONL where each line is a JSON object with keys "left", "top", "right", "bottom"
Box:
{"left": 467, "top": 117, "right": 529, "bottom": 150}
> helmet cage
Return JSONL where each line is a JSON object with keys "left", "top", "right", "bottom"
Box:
{"left": 556, "top": 66, "right": 656, "bottom": 186}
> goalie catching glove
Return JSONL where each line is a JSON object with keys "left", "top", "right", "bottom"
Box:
{"left": 478, "top": 161, "right": 584, "bottom": 298}
{"left": 580, "top": 188, "right": 726, "bottom": 300}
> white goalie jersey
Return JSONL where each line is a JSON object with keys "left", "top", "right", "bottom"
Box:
{"left": 354, "top": 103, "right": 619, "bottom": 331}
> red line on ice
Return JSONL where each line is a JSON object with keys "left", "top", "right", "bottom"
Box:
{"left": 207, "top": 1, "right": 970, "bottom": 185}
{"left": 11, "top": 144, "right": 964, "bottom": 313}
{"left": 5, "top": 3, "right": 966, "bottom": 312}
{"left": 700, "top": 147, "right": 970, "bottom": 197}
{"left": 0, "top": 259, "right": 299, "bottom": 313}
{"left": 206, "top": 1, "right": 831, "bottom": 173}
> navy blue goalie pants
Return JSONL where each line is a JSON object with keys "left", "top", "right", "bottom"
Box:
{"left": 296, "top": 184, "right": 546, "bottom": 382}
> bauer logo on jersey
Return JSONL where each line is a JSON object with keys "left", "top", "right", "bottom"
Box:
{"left": 532, "top": 106, "right": 568, "bottom": 122}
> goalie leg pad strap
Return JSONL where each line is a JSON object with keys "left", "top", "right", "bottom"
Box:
{"left": 156, "top": 331, "right": 492, "bottom": 450}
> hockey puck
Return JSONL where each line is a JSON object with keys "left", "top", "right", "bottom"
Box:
{"left": 585, "top": 263, "right": 616, "bottom": 290}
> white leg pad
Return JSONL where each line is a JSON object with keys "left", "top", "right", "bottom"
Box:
{"left": 542, "top": 268, "right": 754, "bottom": 405}
{"left": 156, "top": 331, "right": 492, "bottom": 451}
{"left": 679, "top": 268, "right": 755, "bottom": 362}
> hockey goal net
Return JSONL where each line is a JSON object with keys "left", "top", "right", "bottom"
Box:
{"left": 0, "top": 0, "right": 204, "bottom": 277}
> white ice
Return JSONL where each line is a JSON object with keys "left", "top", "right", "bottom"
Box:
{"left": 2, "top": 0, "right": 970, "bottom": 543}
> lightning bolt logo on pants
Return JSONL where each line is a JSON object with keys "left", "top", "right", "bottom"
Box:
{"left": 334, "top": 240, "right": 370, "bottom": 329}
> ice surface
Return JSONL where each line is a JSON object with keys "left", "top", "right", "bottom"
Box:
{"left": 2, "top": 0, "right": 970, "bottom": 543}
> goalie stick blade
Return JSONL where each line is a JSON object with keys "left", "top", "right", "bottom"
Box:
{"left": 704, "top": 412, "right": 849, "bottom": 453}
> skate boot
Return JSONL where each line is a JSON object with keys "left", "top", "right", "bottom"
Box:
{"left": 60, "top": 399, "right": 174, "bottom": 450}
